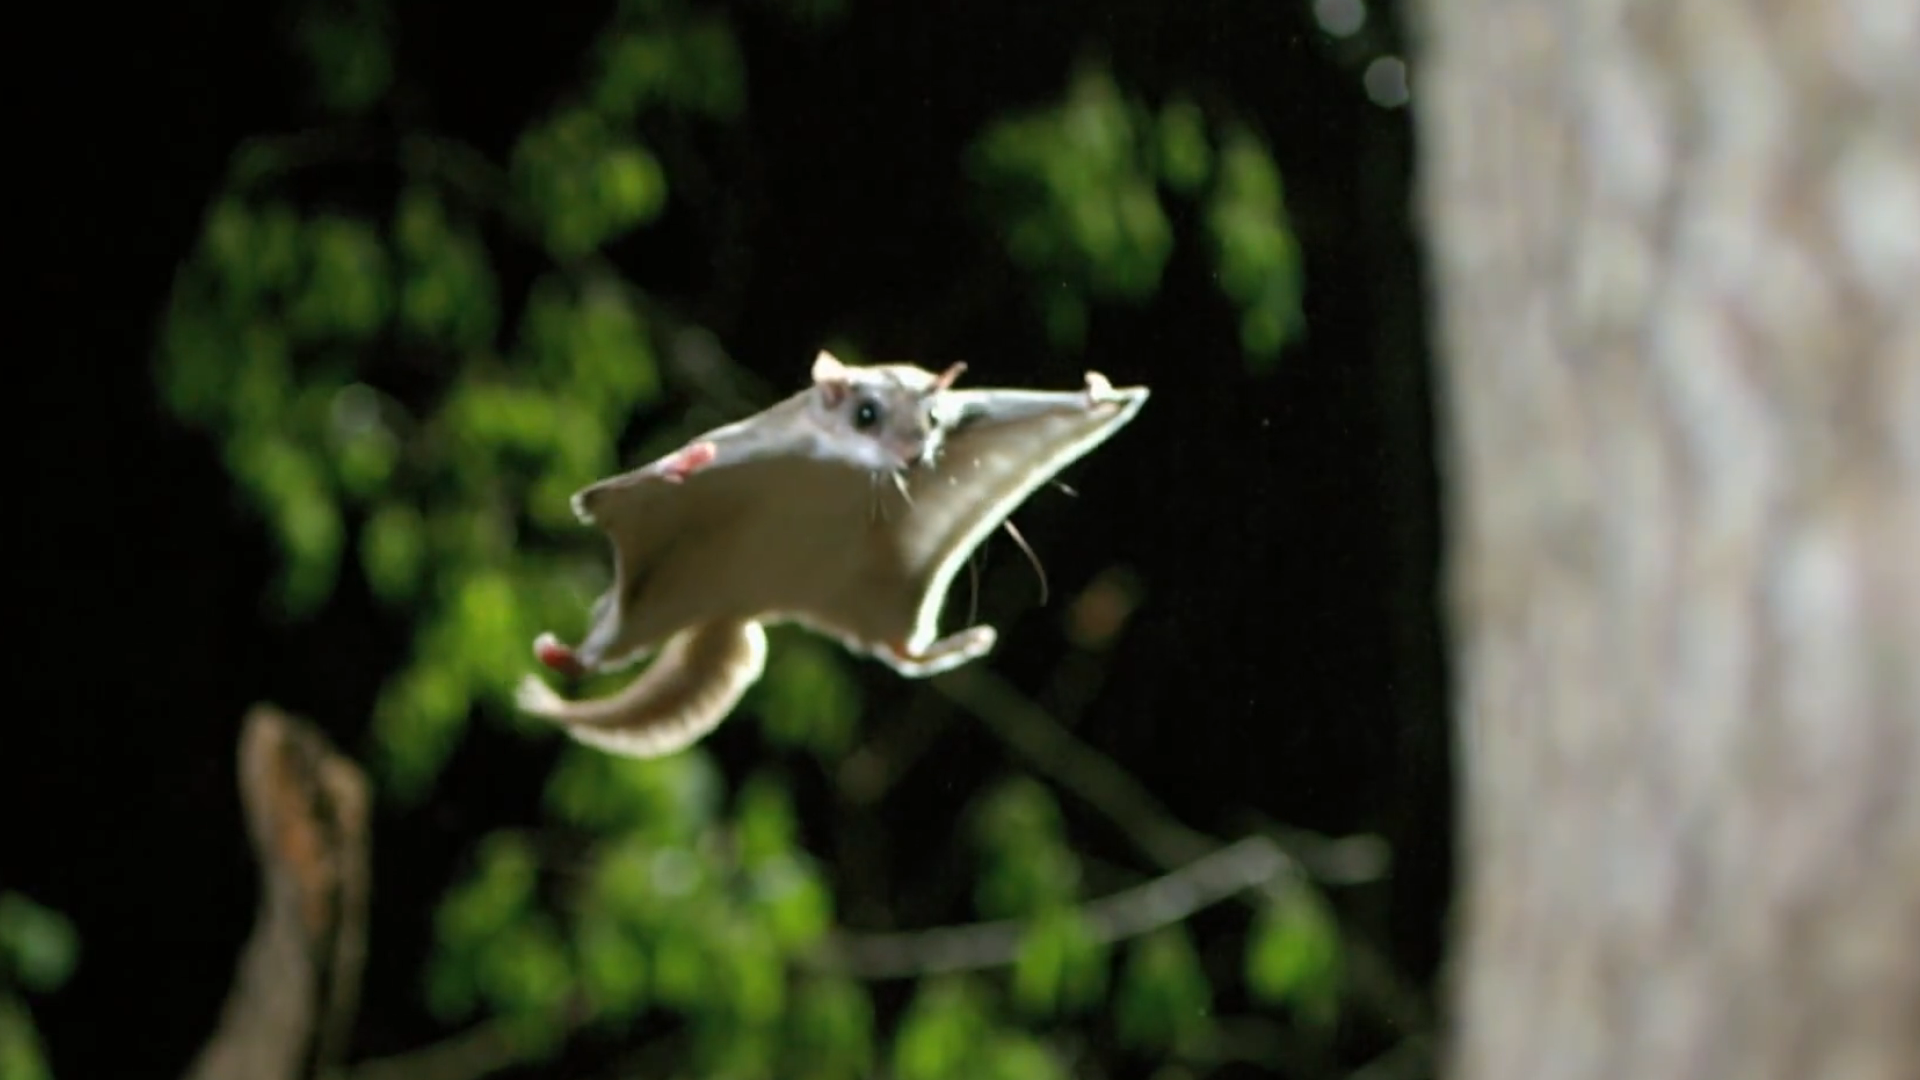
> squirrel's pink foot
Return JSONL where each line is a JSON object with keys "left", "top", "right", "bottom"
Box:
{"left": 534, "top": 632, "right": 586, "bottom": 677}
{"left": 880, "top": 626, "right": 997, "bottom": 678}
{"left": 658, "top": 440, "right": 719, "bottom": 483}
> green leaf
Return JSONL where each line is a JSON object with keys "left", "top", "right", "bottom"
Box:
{"left": 360, "top": 502, "right": 426, "bottom": 603}
{"left": 441, "top": 376, "right": 568, "bottom": 464}
{"left": 227, "top": 430, "right": 343, "bottom": 616}
{"left": 429, "top": 833, "right": 547, "bottom": 1020}
{"left": 970, "top": 777, "right": 1080, "bottom": 918}
{"left": 0, "top": 894, "right": 78, "bottom": 993}
{"left": 444, "top": 568, "right": 532, "bottom": 693}
{"left": 513, "top": 108, "right": 669, "bottom": 257}
{"left": 1115, "top": 927, "right": 1212, "bottom": 1051}
{"left": 288, "top": 214, "right": 391, "bottom": 340}
{"left": 396, "top": 188, "right": 500, "bottom": 349}
{"left": 0, "top": 994, "right": 51, "bottom": 1080}
{"left": 592, "top": 17, "right": 746, "bottom": 121}
{"left": 980, "top": 1032, "right": 1065, "bottom": 1080}
{"left": 1246, "top": 884, "right": 1342, "bottom": 1027}
{"left": 201, "top": 200, "right": 302, "bottom": 305}
{"left": 691, "top": 1017, "right": 778, "bottom": 1077}
{"left": 891, "top": 979, "right": 994, "bottom": 1080}
{"left": 158, "top": 279, "right": 239, "bottom": 424}
{"left": 1206, "top": 127, "right": 1305, "bottom": 368}
{"left": 971, "top": 63, "right": 1173, "bottom": 338}
{"left": 546, "top": 744, "right": 724, "bottom": 840}
{"left": 573, "top": 909, "right": 651, "bottom": 1017}
{"left": 712, "top": 918, "right": 785, "bottom": 1024}
{"left": 751, "top": 633, "right": 861, "bottom": 757}
{"left": 474, "top": 917, "right": 573, "bottom": 1019}
{"left": 436, "top": 834, "right": 539, "bottom": 946}
{"left": 200, "top": 199, "right": 257, "bottom": 299}
{"left": 600, "top": 145, "right": 668, "bottom": 224}
{"left": 327, "top": 383, "right": 402, "bottom": 499}
{"left": 786, "top": 976, "right": 874, "bottom": 1080}
{"left": 1010, "top": 907, "right": 1107, "bottom": 1017}
{"left": 298, "top": 5, "right": 393, "bottom": 114}
{"left": 650, "top": 919, "right": 715, "bottom": 1009}
{"left": 734, "top": 773, "right": 799, "bottom": 863}
{"left": 373, "top": 657, "right": 472, "bottom": 799}
{"left": 1156, "top": 98, "right": 1212, "bottom": 193}
{"left": 744, "top": 854, "right": 831, "bottom": 950}
{"left": 565, "top": 281, "right": 660, "bottom": 424}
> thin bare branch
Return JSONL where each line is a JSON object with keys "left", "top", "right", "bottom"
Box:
{"left": 932, "top": 664, "right": 1434, "bottom": 1035}
{"left": 934, "top": 665, "right": 1217, "bottom": 867}
{"left": 341, "top": 1017, "right": 544, "bottom": 1080}
{"left": 809, "top": 835, "right": 1289, "bottom": 979}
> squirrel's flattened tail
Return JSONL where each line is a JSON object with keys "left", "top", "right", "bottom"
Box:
{"left": 516, "top": 618, "right": 770, "bottom": 759}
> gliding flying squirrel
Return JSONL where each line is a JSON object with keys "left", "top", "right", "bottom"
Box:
{"left": 518, "top": 350, "right": 1150, "bottom": 758}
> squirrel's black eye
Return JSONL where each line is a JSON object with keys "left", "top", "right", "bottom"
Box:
{"left": 853, "top": 399, "right": 882, "bottom": 430}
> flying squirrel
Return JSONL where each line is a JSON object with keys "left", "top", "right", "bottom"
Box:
{"left": 516, "top": 350, "right": 1150, "bottom": 758}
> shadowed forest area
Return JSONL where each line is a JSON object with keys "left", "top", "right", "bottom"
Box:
{"left": 13, "top": 0, "right": 1919, "bottom": 1079}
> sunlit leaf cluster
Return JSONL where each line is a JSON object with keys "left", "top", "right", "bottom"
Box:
{"left": 159, "top": 177, "right": 668, "bottom": 794}
{"left": 971, "top": 64, "right": 1305, "bottom": 366}
{"left": 155, "top": 0, "right": 761, "bottom": 794}
{"left": 513, "top": 109, "right": 670, "bottom": 258}
{"left": 894, "top": 980, "right": 1065, "bottom": 1080}
{"left": 429, "top": 749, "right": 853, "bottom": 1073}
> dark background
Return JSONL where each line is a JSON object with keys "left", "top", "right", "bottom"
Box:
{"left": 14, "top": 0, "right": 1449, "bottom": 1074}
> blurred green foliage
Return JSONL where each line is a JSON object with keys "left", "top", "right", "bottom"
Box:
{"left": 1247, "top": 881, "right": 1344, "bottom": 1028}
{"left": 973, "top": 66, "right": 1174, "bottom": 349}
{"left": 513, "top": 108, "right": 670, "bottom": 258}
{"left": 1116, "top": 925, "right": 1213, "bottom": 1051}
{"left": 1011, "top": 907, "right": 1107, "bottom": 1018}
{"left": 0, "top": 893, "right": 78, "bottom": 1080}
{"left": 749, "top": 630, "right": 863, "bottom": 758}
{"left": 433, "top": 749, "right": 842, "bottom": 1072}
{"left": 1208, "top": 127, "right": 1308, "bottom": 362}
{"left": 151, "top": 0, "right": 1347, "bottom": 1075}
{"left": 0, "top": 894, "right": 77, "bottom": 997}
{"left": 971, "top": 63, "right": 1304, "bottom": 365}
{"left": 593, "top": 0, "right": 747, "bottom": 122}
{"left": 894, "top": 979, "right": 1066, "bottom": 1080}
{"left": 971, "top": 776, "right": 1082, "bottom": 917}
{"left": 0, "top": 996, "right": 53, "bottom": 1080}
{"left": 297, "top": 0, "right": 392, "bottom": 114}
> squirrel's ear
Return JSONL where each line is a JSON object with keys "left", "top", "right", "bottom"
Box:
{"left": 812, "top": 350, "right": 851, "bottom": 407}
{"left": 930, "top": 361, "right": 968, "bottom": 394}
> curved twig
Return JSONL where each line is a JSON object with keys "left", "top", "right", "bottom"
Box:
{"left": 810, "top": 834, "right": 1292, "bottom": 979}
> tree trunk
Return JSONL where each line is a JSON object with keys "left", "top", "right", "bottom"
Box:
{"left": 1412, "top": 1, "right": 1920, "bottom": 1079}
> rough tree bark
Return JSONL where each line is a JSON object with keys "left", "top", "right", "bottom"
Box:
{"left": 1413, "top": 1, "right": 1920, "bottom": 1079}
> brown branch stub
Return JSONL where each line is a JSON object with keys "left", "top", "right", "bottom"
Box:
{"left": 183, "top": 705, "right": 371, "bottom": 1080}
